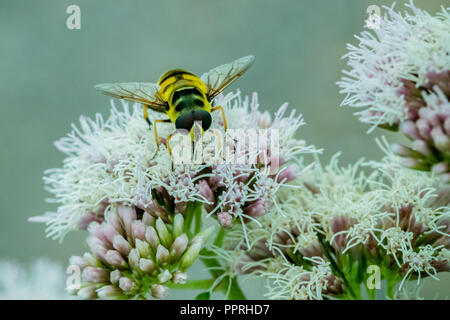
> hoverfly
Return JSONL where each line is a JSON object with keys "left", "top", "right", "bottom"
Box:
{"left": 95, "top": 55, "right": 255, "bottom": 152}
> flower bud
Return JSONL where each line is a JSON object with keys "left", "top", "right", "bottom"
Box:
{"left": 105, "top": 250, "right": 127, "bottom": 269}
{"left": 139, "top": 258, "right": 154, "bottom": 274}
{"left": 142, "top": 212, "right": 155, "bottom": 226}
{"left": 151, "top": 284, "right": 169, "bottom": 299}
{"left": 432, "top": 162, "right": 449, "bottom": 174}
{"left": 135, "top": 239, "right": 151, "bottom": 258}
{"left": 156, "top": 244, "right": 169, "bottom": 264}
{"left": 158, "top": 269, "right": 172, "bottom": 283}
{"left": 172, "top": 271, "right": 187, "bottom": 284}
{"left": 82, "top": 267, "right": 109, "bottom": 283}
{"left": 179, "top": 242, "right": 202, "bottom": 271}
{"left": 431, "top": 127, "right": 450, "bottom": 152}
{"left": 97, "top": 285, "right": 123, "bottom": 299}
{"left": 110, "top": 269, "right": 121, "bottom": 285}
{"left": 416, "top": 119, "right": 432, "bottom": 140}
{"left": 118, "top": 205, "right": 137, "bottom": 237}
{"left": 145, "top": 226, "right": 160, "bottom": 250}
{"left": 400, "top": 120, "right": 420, "bottom": 140}
{"left": 244, "top": 199, "right": 268, "bottom": 218}
{"left": 113, "top": 235, "right": 131, "bottom": 256}
{"left": 218, "top": 212, "right": 233, "bottom": 228}
{"left": 77, "top": 285, "right": 97, "bottom": 300}
{"left": 173, "top": 213, "right": 184, "bottom": 239}
{"left": 132, "top": 221, "right": 146, "bottom": 241}
{"left": 170, "top": 234, "right": 189, "bottom": 262}
{"left": 128, "top": 248, "right": 140, "bottom": 271}
{"left": 83, "top": 252, "right": 101, "bottom": 267}
{"left": 156, "top": 218, "right": 173, "bottom": 248}
{"left": 412, "top": 139, "right": 431, "bottom": 156}
{"left": 119, "top": 277, "right": 135, "bottom": 292}
{"left": 277, "top": 165, "right": 298, "bottom": 183}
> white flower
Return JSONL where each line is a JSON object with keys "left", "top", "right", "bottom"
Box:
{"left": 263, "top": 257, "right": 336, "bottom": 300}
{"left": 338, "top": 1, "right": 450, "bottom": 130}
{"left": 31, "top": 90, "right": 316, "bottom": 241}
{"left": 0, "top": 259, "right": 68, "bottom": 300}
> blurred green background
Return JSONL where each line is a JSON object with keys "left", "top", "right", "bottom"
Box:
{"left": 0, "top": 0, "right": 448, "bottom": 299}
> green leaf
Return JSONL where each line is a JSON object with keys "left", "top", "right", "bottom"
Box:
{"left": 195, "top": 292, "right": 211, "bottom": 300}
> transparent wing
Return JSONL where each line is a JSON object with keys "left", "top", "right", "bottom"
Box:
{"left": 200, "top": 55, "right": 255, "bottom": 100}
{"left": 94, "top": 82, "right": 167, "bottom": 112}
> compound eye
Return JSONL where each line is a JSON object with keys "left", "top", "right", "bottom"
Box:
{"left": 175, "top": 102, "right": 185, "bottom": 112}
{"left": 175, "top": 110, "right": 212, "bottom": 132}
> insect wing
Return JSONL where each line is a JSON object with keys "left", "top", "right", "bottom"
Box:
{"left": 200, "top": 55, "right": 254, "bottom": 100}
{"left": 94, "top": 82, "right": 167, "bottom": 112}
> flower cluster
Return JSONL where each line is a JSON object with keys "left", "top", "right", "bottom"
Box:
{"left": 338, "top": 1, "right": 450, "bottom": 177}
{"left": 31, "top": 90, "right": 314, "bottom": 242}
{"left": 69, "top": 204, "right": 214, "bottom": 299}
{"left": 215, "top": 152, "right": 450, "bottom": 299}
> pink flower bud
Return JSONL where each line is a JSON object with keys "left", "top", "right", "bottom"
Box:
{"left": 145, "top": 226, "right": 160, "bottom": 250}
{"left": 431, "top": 127, "right": 450, "bottom": 152}
{"left": 416, "top": 119, "right": 432, "bottom": 141}
{"left": 400, "top": 121, "right": 420, "bottom": 140}
{"left": 392, "top": 143, "right": 415, "bottom": 157}
{"left": 131, "top": 220, "right": 146, "bottom": 241}
{"left": 277, "top": 165, "right": 298, "bottom": 183}
{"left": 105, "top": 250, "right": 126, "bottom": 268}
{"left": 86, "top": 236, "right": 107, "bottom": 260}
{"left": 244, "top": 199, "right": 268, "bottom": 218}
{"left": 101, "top": 223, "right": 119, "bottom": 245}
{"left": 118, "top": 205, "right": 137, "bottom": 237}
{"left": 82, "top": 267, "right": 109, "bottom": 283}
{"left": 444, "top": 117, "right": 450, "bottom": 136}
{"left": 196, "top": 180, "right": 215, "bottom": 203}
{"left": 412, "top": 139, "right": 431, "bottom": 156}
{"left": 218, "top": 212, "right": 233, "bottom": 228}
{"left": 113, "top": 235, "right": 131, "bottom": 256}
{"left": 419, "top": 107, "right": 440, "bottom": 127}
{"left": 78, "top": 212, "right": 103, "bottom": 230}
{"left": 170, "top": 234, "right": 189, "bottom": 260}
{"left": 432, "top": 162, "right": 449, "bottom": 174}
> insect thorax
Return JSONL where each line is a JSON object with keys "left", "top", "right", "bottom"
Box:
{"left": 158, "top": 69, "right": 210, "bottom": 122}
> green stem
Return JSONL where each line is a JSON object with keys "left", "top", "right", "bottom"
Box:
{"left": 178, "top": 203, "right": 247, "bottom": 300}
{"left": 386, "top": 278, "right": 397, "bottom": 300}
{"left": 194, "top": 205, "right": 203, "bottom": 234}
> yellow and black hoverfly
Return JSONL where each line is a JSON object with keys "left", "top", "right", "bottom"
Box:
{"left": 94, "top": 55, "right": 255, "bottom": 151}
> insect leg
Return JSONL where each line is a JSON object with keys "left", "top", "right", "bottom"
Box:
{"left": 166, "top": 133, "right": 174, "bottom": 156}
{"left": 211, "top": 106, "right": 227, "bottom": 130}
{"left": 142, "top": 105, "right": 152, "bottom": 127}
{"left": 154, "top": 119, "right": 171, "bottom": 147}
